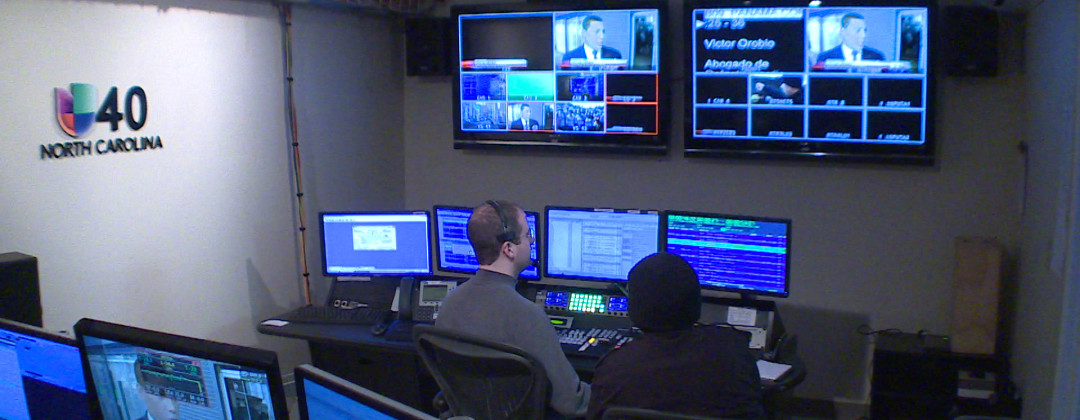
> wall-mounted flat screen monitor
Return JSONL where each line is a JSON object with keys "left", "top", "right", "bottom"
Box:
{"left": 664, "top": 211, "right": 791, "bottom": 298}
{"left": 685, "top": 0, "right": 935, "bottom": 164}
{"left": 75, "top": 318, "right": 288, "bottom": 420}
{"left": 544, "top": 206, "right": 661, "bottom": 283}
{"left": 295, "top": 364, "right": 436, "bottom": 420}
{"left": 0, "top": 318, "right": 90, "bottom": 420}
{"left": 321, "top": 211, "right": 433, "bottom": 277}
{"left": 434, "top": 205, "right": 540, "bottom": 280}
{"left": 452, "top": 1, "right": 668, "bottom": 154}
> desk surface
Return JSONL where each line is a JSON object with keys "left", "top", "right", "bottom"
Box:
{"left": 257, "top": 315, "right": 806, "bottom": 390}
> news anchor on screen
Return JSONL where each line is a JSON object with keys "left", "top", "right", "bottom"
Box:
{"left": 815, "top": 13, "right": 885, "bottom": 65}
{"left": 562, "top": 15, "right": 622, "bottom": 65}
{"left": 510, "top": 104, "right": 541, "bottom": 131}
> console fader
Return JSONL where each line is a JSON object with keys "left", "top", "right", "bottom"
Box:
{"left": 535, "top": 289, "right": 638, "bottom": 358}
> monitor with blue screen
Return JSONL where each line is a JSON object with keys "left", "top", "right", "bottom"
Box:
{"left": 0, "top": 318, "right": 90, "bottom": 420}
{"left": 434, "top": 205, "right": 540, "bottom": 279}
{"left": 544, "top": 206, "right": 661, "bottom": 282}
{"left": 295, "top": 364, "right": 436, "bottom": 420}
{"left": 664, "top": 211, "right": 791, "bottom": 298}
{"left": 75, "top": 318, "right": 288, "bottom": 420}
{"left": 321, "top": 211, "right": 433, "bottom": 276}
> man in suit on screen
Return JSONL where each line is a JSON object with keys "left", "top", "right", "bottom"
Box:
{"left": 562, "top": 15, "right": 622, "bottom": 67}
{"left": 510, "top": 104, "right": 541, "bottom": 130}
{"left": 815, "top": 13, "right": 886, "bottom": 66}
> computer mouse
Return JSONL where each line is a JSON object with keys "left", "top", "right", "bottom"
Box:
{"left": 370, "top": 320, "right": 391, "bottom": 336}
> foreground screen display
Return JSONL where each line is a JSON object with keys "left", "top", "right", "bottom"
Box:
{"left": 76, "top": 318, "right": 287, "bottom": 420}
{"left": 686, "top": 0, "right": 935, "bottom": 164}
{"left": 453, "top": 1, "right": 667, "bottom": 154}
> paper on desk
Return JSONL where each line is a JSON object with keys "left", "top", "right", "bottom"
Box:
{"left": 756, "top": 359, "right": 791, "bottom": 381}
{"left": 727, "top": 306, "right": 757, "bottom": 326}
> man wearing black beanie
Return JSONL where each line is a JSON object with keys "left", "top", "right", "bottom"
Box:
{"left": 586, "top": 252, "right": 764, "bottom": 420}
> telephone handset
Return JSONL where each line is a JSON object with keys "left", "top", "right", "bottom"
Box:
{"left": 397, "top": 277, "right": 458, "bottom": 323}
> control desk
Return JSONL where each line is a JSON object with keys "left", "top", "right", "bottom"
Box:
{"left": 534, "top": 288, "right": 638, "bottom": 359}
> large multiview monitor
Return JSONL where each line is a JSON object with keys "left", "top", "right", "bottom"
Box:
{"left": 321, "top": 211, "right": 433, "bottom": 277}
{"left": 75, "top": 318, "right": 288, "bottom": 420}
{"left": 433, "top": 205, "right": 540, "bottom": 280}
{"left": 544, "top": 206, "right": 661, "bottom": 283}
{"left": 452, "top": 1, "right": 667, "bottom": 154}
{"left": 664, "top": 211, "right": 791, "bottom": 298}
{"left": 0, "top": 318, "right": 91, "bottom": 420}
{"left": 295, "top": 364, "right": 436, "bottom": 420}
{"left": 685, "top": 0, "right": 935, "bottom": 164}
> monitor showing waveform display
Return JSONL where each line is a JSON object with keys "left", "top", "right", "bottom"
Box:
{"left": 664, "top": 211, "right": 791, "bottom": 297}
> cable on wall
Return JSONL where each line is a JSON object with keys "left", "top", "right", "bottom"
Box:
{"left": 279, "top": 3, "right": 313, "bottom": 306}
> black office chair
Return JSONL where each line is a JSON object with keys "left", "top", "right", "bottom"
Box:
{"left": 412, "top": 324, "right": 550, "bottom": 420}
{"left": 601, "top": 406, "right": 740, "bottom": 420}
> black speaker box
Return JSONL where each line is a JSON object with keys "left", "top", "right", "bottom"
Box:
{"left": 0, "top": 252, "right": 42, "bottom": 327}
{"left": 406, "top": 17, "right": 452, "bottom": 76}
{"left": 944, "top": 5, "right": 999, "bottom": 77}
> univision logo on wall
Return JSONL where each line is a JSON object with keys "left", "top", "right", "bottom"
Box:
{"left": 43, "top": 82, "right": 163, "bottom": 159}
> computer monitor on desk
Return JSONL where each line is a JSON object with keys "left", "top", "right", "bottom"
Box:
{"left": 296, "top": 364, "right": 437, "bottom": 420}
{"left": 0, "top": 317, "right": 90, "bottom": 420}
{"left": 434, "top": 205, "right": 540, "bottom": 279}
{"left": 663, "top": 211, "right": 791, "bottom": 299}
{"left": 75, "top": 318, "right": 289, "bottom": 420}
{"left": 321, "top": 211, "right": 433, "bottom": 277}
{"left": 544, "top": 206, "right": 661, "bottom": 284}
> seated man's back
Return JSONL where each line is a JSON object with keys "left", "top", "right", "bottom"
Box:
{"left": 435, "top": 201, "right": 590, "bottom": 418}
{"left": 587, "top": 252, "right": 763, "bottom": 420}
{"left": 587, "top": 326, "right": 763, "bottom": 419}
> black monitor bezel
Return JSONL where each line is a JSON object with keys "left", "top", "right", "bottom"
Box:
{"left": 543, "top": 205, "right": 662, "bottom": 284}
{"left": 319, "top": 210, "right": 434, "bottom": 277}
{"left": 295, "top": 364, "right": 436, "bottom": 420}
{"left": 451, "top": 0, "right": 670, "bottom": 155}
{"left": 662, "top": 210, "right": 792, "bottom": 298}
{"left": 683, "top": 0, "right": 937, "bottom": 165}
{"left": 432, "top": 204, "right": 542, "bottom": 280}
{"left": 0, "top": 317, "right": 77, "bottom": 347}
{"left": 74, "top": 318, "right": 289, "bottom": 420}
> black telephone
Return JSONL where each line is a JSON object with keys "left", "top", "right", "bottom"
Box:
{"left": 396, "top": 277, "right": 458, "bottom": 323}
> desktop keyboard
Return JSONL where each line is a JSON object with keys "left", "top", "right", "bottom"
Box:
{"left": 557, "top": 328, "right": 634, "bottom": 358}
{"left": 278, "top": 306, "right": 390, "bottom": 325}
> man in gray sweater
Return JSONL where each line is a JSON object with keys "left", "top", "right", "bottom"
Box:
{"left": 436, "top": 200, "right": 590, "bottom": 417}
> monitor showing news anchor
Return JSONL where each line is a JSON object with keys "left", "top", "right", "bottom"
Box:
{"left": 685, "top": 0, "right": 935, "bottom": 165}
{"left": 453, "top": 1, "right": 667, "bottom": 154}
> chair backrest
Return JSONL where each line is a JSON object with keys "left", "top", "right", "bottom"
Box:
{"left": 601, "top": 406, "right": 740, "bottom": 420}
{"left": 412, "top": 324, "right": 550, "bottom": 420}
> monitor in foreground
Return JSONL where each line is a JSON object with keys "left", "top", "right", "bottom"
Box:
{"left": 75, "top": 318, "right": 288, "bottom": 420}
{"left": 296, "top": 364, "right": 436, "bottom": 420}
{"left": 0, "top": 317, "right": 90, "bottom": 420}
{"left": 664, "top": 211, "right": 791, "bottom": 298}
{"left": 544, "top": 206, "right": 661, "bottom": 283}
{"left": 321, "top": 211, "right": 433, "bottom": 276}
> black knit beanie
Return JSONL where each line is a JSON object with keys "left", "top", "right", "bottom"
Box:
{"left": 627, "top": 252, "right": 701, "bottom": 332}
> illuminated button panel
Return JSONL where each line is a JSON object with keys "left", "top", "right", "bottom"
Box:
{"left": 537, "top": 290, "right": 628, "bottom": 318}
{"left": 568, "top": 293, "right": 605, "bottom": 313}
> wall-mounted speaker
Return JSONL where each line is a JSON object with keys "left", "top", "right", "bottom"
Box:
{"left": 0, "top": 252, "right": 42, "bottom": 327}
{"left": 406, "top": 17, "right": 452, "bottom": 76}
{"left": 944, "top": 5, "right": 999, "bottom": 77}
